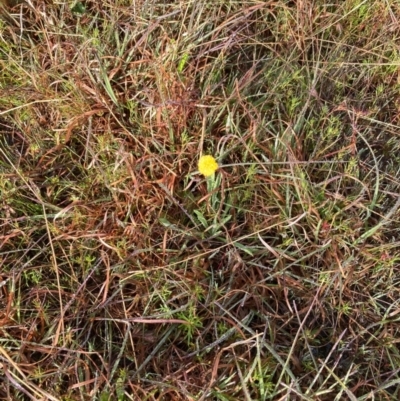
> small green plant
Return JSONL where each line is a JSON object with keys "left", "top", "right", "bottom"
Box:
{"left": 177, "top": 305, "right": 203, "bottom": 345}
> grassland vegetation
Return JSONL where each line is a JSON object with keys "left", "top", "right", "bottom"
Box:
{"left": 1, "top": 0, "right": 400, "bottom": 400}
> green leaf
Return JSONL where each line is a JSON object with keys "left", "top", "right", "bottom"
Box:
{"left": 234, "top": 242, "right": 254, "bottom": 256}
{"left": 178, "top": 52, "right": 190, "bottom": 73}
{"left": 99, "top": 392, "right": 111, "bottom": 401}
{"left": 194, "top": 209, "right": 208, "bottom": 228}
{"left": 71, "top": 2, "right": 86, "bottom": 15}
{"left": 159, "top": 217, "right": 173, "bottom": 227}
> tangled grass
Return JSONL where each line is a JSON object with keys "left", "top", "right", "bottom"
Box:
{"left": 1, "top": 0, "right": 400, "bottom": 400}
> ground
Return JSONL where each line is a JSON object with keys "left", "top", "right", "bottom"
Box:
{"left": 1, "top": 1, "right": 400, "bottom": 400}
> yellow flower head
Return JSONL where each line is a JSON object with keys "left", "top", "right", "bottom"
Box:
{"left": 198, "top": 155, "right": 219, "bottom": 177}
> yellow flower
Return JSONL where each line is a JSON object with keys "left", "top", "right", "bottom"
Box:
{"left": 198, "top": 155, "right": 219, "bottom": 177}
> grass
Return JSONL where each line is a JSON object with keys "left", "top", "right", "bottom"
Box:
{"left": 1, "top": 0, "right": 400, "bottom": 400}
